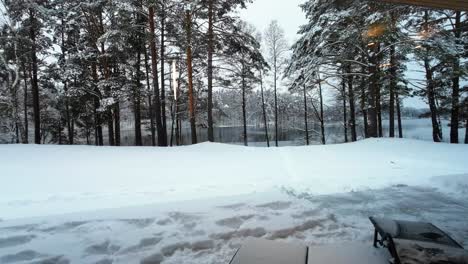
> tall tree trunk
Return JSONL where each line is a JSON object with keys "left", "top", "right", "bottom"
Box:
{"left": 64, "top": 82, "right": 73, "bottom": 144}
{"left": 303, "top": 83, "right": 309, "bottom": 145}
{"left": 377, "top": 97, "right": 382, "bottom": 137}
{"left": 86, "top": 126, "right": 90, "bottom": 145}
{"left": 114, "top": 102, "right": 121, "bottom": 146}
{"left": 6, "top": 63, "right": 19, "bottom": 143}
{"left": 29, "top": 9, "right": 41, "bottom": 144}
{"left": 169, "top": 62, "right": 176, "bottom": 147}
{"left": 58, "top": 119, "right": 62, "bottom": 145}
{"left": 133, "top": 99, "right": 142, "bottom": 146}
{"left": 437, "top": 104, "right": 444, "bottom": 139}
{"left": 274, "top": 62, "right": 279, "bottom": 147}
{"left": 14, "top": 73, "right": 20, "bottom": 144}
{"left": 134, "top": 50, "right": 143, "bottom": 146}
{"left": 260, "top": 71, "right": 270, "bottom": 147}
{"left": 22, "top": 63, "right": 29, "bottom": 143}
{"left": 360, "top": 77, "right": 369, "bottom": 138}
{"left": 15, "top": 125, "right": 20, "bottom": 144}
{"left": 389, "top": 45, "right": 396, "bottom": 138}
{"left": 169, "top": 63, "right": 174, "bottom": 147}
{"left": 92, "top": 63, "right": 104, "bottom": 146}
{"left": 425, "top": 58, "right": 441, "bottom": 142}
{"left": 63, "top": 73, "right": 73, "bottom": 145}
{"left": 60, "top": 17, "right": 73, "bottom": 145}
{"left": 71, "top": 120, "right": 75, "bottom": 144}
{"left": 450, "top": 11, "right": 461, "bottom": 144}
{"left": 160, "top": 4, "right": 168, "bottom": 145}
{"left": 465, "top": 119, "right": 468, "bottom": 144}
{"left": 107, "top": 112, "right": 115, "bottom": 146}
{"left": 368, "top": 43, "right": 379, "bottom": 138}
{"left": 207, "top": 0, "right": 215, "bottom": 142}
{"left": 347, "top": 66, "right": 357, "bottom": 142}
{"left": 170, "top": 100, "right": 176, "bottom": 146}
{"left": 93, "top": 100, "right": 103, "bottom": 146}
{"left": 342, "top": 77, "right": 348, "bottom": 143}
{"left": 133, "top": 1, "right": 144, "bottom": 146}
{"left": 144, "top": 47, "right": 156, "bottom": 146}
{"left": 149, "top": 6, "right": 165, "bottom": 146}
{"left": 8, "top": 66, "right": 20, "bottom": 143}
{"left": 60, "top": 31, "right": 73, "bottom": 144}
{"left": 15, "top": 124, "right": 20, "bottom": 143}
{"left": 241, "top": 65, "right": 248, "bottom": 146}
{"left": 186, "top": 8, "right": 198, "bottom": 144}
{"left": 396, "top": 90, "right": 403, "bottom": 138}
{"left": 98, "top": 11, "right": 115, "bottom": 146}
{"left": 176, "top": 66, "right": 182, "bottom": 146}
{"left": 424, "top": 12, "right": 442, "bottom": 142}
{"left": 318, "top": 75, "right": 326, "bottom": 145}
{"left": 106, "top": 71, "right": 115, "bottom": 148}
{"left": 376, "top": 46, "right": 383, "bottom": 138}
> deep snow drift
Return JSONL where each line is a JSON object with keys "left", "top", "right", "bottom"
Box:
{"left": 0, "top": 139, "right": 467, "bottom": 264}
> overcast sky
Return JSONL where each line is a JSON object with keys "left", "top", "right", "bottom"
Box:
{"left": 239, "top": 0, "right": 307, "bottom": 44}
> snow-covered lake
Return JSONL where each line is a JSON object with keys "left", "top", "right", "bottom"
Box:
{"left": 112, "top": 118, "right": 466, "bottom": 147}
{"left": 0, "top": 139, "right": 467, "bottom": 263}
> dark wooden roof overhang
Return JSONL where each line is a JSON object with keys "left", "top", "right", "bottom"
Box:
{"left": 377, "top": 0, "right": 468, "bottom": 11}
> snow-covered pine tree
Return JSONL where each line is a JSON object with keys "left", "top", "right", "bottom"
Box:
{"left": 291, "top": 0, "right": 416, "bottom": 140}
{"left": 5, "top": 0, "right": 53, "bottom": 144}
{"left": 199, "top": 0, "right": 253, "bottom": 142}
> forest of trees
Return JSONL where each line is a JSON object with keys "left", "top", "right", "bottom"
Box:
{"left": 0, "top": 0, "right": 467, "bottom": 146}
{"left": 287, "top": 0, "right": 468, "bottom": 145}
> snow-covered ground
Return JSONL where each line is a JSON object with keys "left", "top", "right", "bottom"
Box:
{"left": 0, "top": 139, "right": 468, "bottom": 264}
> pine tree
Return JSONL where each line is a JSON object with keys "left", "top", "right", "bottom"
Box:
{"left": 199, "top": 0, "right": 252, "bottom": 142}
{"left": 6, "top": 0, "right": 53, "bottom": 144}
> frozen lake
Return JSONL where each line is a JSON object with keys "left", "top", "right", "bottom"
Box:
{"left": 112, "top": 118, "right": 466, "bottom": 147}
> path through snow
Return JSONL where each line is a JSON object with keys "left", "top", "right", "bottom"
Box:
{"left": 0, "top": 184, "right": 467, "bottom": 264}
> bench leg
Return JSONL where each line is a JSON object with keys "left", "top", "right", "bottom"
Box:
{"left": 373, "top": 229, "right": 379, "bottom": 248}
{"left": 388, "top": 237, "right": 401, "bottom": 264}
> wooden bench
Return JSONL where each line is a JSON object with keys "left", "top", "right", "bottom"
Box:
{"left": 229, "top": 238, "right": 390, "bottom": 264}
{"left": 370, "top": 216, "right": 467, "bottom": 264}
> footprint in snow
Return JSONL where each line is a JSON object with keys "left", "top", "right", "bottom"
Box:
{"left": 215, "top": 215, "right": 255, "bottom": 229}
{"left": 140, "top": 253, "right": 164, "bottom": 264}
{"left": 210, "top": 227, "right": 267, "bottom": 241}
{"left": 39, "top": 221, "right": 88, "bottom": 233}
{"left": 0, "top": 250, "right": 43, "bottom": 263}
{"left": 256, "top": 201, "right": 292, "bottom": 210}
{"left": 119, "top": 218, "right": 155, "bottom": 228}
{"left": 292, "top": 209, "right": 322, "bottom": 219}
{"left": 217, "top": 203, "right": 246, "bottom": 210}
{"left": 94, "top": 259, "right": 113, "bottom": 264}
{"left": 31, "top": 256, "right": 70, "bottom": 264}
{"left": 160, "top": 240, "right": 216, "bottom": 257}
{"left": 168, "top": 212, "right": 200, "bottom": 224}
{"left": 119, "top": 237, "right": 163, "bottom": 255}
{"left": 84, "top": 240, "right": 121, "bottom": 256}
{"left": 0, "top": 224, "right": 38, "bottom": 232}
{"left": 156, "top": 218, "right": 172, "bottom": 226}
{"left": 0, "top": 235, "right": 36, "bottom": 249}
